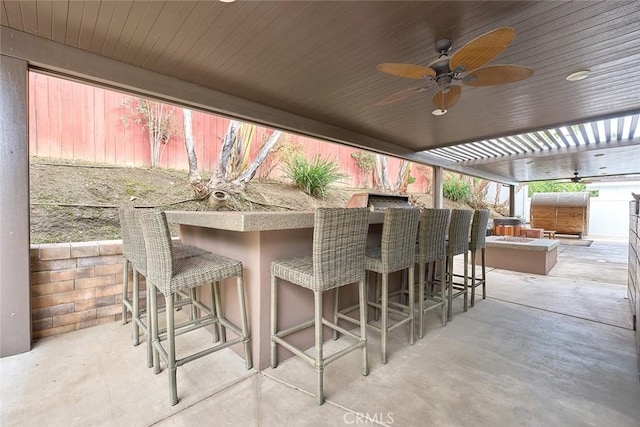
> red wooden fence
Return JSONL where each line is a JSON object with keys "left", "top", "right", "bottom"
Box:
{"left": 28, "top": 72, "right": 431, "bottom": 190}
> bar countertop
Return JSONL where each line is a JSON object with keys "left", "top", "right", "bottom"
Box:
{"left": 165, "top": 209, "right": 385, "bottom": 232}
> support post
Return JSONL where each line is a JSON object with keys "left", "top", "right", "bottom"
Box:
{"left": 0, "top": 55, "right": 32, "bottom": 357}
{"left": 509, "top": 185, "right": 516, "bottom": 217}
{"left": 433, "top": 166, "right": 443, "bottom": 208}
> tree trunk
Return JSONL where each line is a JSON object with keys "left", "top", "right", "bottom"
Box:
{"left": 374, "top": 154, "right": 390, "bottom": 191}
{"left": 182, "top": 109, "right": 207, "bottom": 198}
{"left": 395, "top": 160, "right": 411, "bottom": 193}
{"left": 233, "top": 131, "right": 282, "bottom": 187}
{"left": 212, "top": 120, "right": 241, "bottom": 186}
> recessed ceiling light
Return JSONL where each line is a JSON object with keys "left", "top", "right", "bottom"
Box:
{"left": 566, "top": 70, "right": 591, "bottom": 81}
{"left": 594, "top": 153, "right": 604, "bottom": 157}
{"left": 432, "top": 109, "right": 447, "bottom": 116}
{"left": 219, "top": 0, "right": 236, "bottom": 3}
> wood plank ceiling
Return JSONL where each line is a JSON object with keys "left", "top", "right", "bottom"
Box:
{"left": 2, "top": 0, "right": 640, "bottom": 183}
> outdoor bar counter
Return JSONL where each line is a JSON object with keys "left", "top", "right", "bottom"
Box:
{"left": 165, "top": 210, "right": 385, "bottom": 369}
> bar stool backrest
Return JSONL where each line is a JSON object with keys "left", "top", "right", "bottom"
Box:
{"left": 447, "top": 209, "right": 473, "bottom": 256}
{"left": 380, "top": 208, "right": 420, "bottom": 272}
{"left": 118, "top": 207, "right": 133, "bottom": 261}
{"left": 312, "top": 208, "right": 370, "bottom": 291}
{"left": 417, "top": 208, "right": 451, "bottom": 263}
{"left": 469, "top": 209, "right": 490, "bottom": 251}
{"left": 138, "top": 210, "right": 175, "bottom": 294}
{"left": 126, "top": 208, "right": 148, "bottom": 275}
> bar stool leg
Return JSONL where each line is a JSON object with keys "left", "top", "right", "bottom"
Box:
{"left": 418, "top": 261, "right": 425, "bottom": 339}
{"left": 165, "top": 294, "right": 178, "bottom": 406}
{"left": 463, "top": 252, "right": 469, "bottom": 312}
{"left": 150, "top": 283, "right": 161, "bottom": 374}
{"left": 447, "top": 256, "right": 454, "bottom": 321}
{"left": 470, "top": 251, "right": 477, "bottom": 307}
{"left": 121, "top": 258, "right": 129, "bottom": 324}
{"left": 374, "top": 272, "right": 381, "bottom": 321}
{"left": 132, "top": 271, "right": 140, "bottom": 345}
{"left": 146, "top": 284, "right": 153, "bottom": 368}
{"left": 381, "top": 273, "right": 389, "bottom": 364}
{"left": 236, "top": 276, "right": 253, "bottom": 370}
{"left": 189, "top": 288, "right": 198, "bottom": 321}
{"left": 440, "top": 258, "right": 447, "bottom": 326}
{"left": 270, "top": 274, "right": 278, "bottom": 369}
{"left": 408, "top": 266, "right": 415, "bottom": 345}
{"left": 208, "top": 283, "right": 219, "bottom": 343}
{"left": 482, "top": 248, "right": 487, "bottom": 300}
{"left": 213, "top": 281, "right": 226, "bottom": 344}
{"left": 332, "top": 286, "right": 340, "bottom": 341}
{"left": 359, "top": 279, "right": 369, "bottom": 376}
{"left": 314, "top": 290, "right": 324, "bottom": 405}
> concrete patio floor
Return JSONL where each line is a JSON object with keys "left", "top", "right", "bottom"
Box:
{"left": 2, "top": 236, "right": 639, "bottom": 426}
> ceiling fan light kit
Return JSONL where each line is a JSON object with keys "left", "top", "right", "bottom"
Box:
{"left": 565, "top": 70, "right": 591, "bottom": 81}
{"left": 376, "top": 27, "right": 534, "bottom": 112}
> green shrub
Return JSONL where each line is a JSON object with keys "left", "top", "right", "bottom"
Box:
{"left": 443, "top": 175, "right": 472, "bottom": 203}
{"left": 284, "top": 154, "right": 346, "bottom": 198}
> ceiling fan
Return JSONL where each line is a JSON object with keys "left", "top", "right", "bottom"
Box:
{"left": 375, "top": 27, "right": 534, "bottom": 113}
{"left": 557, "top": 171, "right": 599, "bottom": 184}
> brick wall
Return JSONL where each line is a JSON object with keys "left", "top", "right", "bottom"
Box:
{"left": 29, "top": 240, "right": 143, "bottom": 339}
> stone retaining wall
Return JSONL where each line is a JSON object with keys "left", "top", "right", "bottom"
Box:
{"left": 29, "top": 240, "right": 143, "bottom": 339}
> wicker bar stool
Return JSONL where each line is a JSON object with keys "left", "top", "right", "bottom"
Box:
{"left": 445, "top": 209, "right": 473, "bottom": 321}
{"left": 118, "top": 207, "right": 207, "bottom": 362}
{"left": 469, "top": 209, "right": 490, "bottom": 307}
{"left": 138, "top": 210, "right": 252, "bottom": 406}
{"left": 270, "top": 208, "right": 370, "bottom": 405}
{"left": 415, "top": 208, "right": 451, "bottom": 338}
{"left": 334, "top": 208, "right": 420, "bottom": 364}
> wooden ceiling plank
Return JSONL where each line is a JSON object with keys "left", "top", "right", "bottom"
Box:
{"left": 76, "top": 0, "right": 101, "bottom": 51}
{"left": 64, "top": 0, "right": 84, "bottom": 46}
{"left": 171, "top": 1, "right": 261, "bottom": 78}
{"left": 137, "top": 1, "right": 199, "bottom": 69}
{"left": 109, "top": 1, "right": 149, "bottom": 61}
{"left": 198, "top": 2, "right": 283, "bottom": 76}
{"left": 35, "top": 0, "right": 52, "bottom": 39}
{"left": 1, "top": 2, "right": 10, "bottom": 27}
{"left": 49, "top": 0, "right": 68, "bottom": 43}
{"left": 18, "top": 0, "right": 37, "bottom": 34}
{"left": 121, "top": 0, "right": 166, "bottom": 64}
{"left": 88, "top": 0, "right": 117, "bottom": 53}
{"left": 100, "top": 1, "right": 133, "bottom": 57}
{"left": 147, "top": 1, "right": 216, "bottom": 72}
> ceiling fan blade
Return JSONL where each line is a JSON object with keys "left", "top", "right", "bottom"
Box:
{"left": 431, "top": 85, "right": 462, "bottom": 111}
{"left": 449, "top": 27, "right": 516, "bottom": 73}
{"left": 377, "top": 63, "right": 436, "bottom": 80}
{"left": 462, "top": 65, "right": 534, "bottom": 86}
{"left": 375, "top": 87, "right": 427, "bottom": 106}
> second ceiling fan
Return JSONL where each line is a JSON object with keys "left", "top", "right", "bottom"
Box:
{"left": 376, "top": 27, "right": 534, "bottom": 113}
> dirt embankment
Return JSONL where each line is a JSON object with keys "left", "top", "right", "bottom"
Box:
{"left": 29, "top": 157, "right": 491, "bottom": 244}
